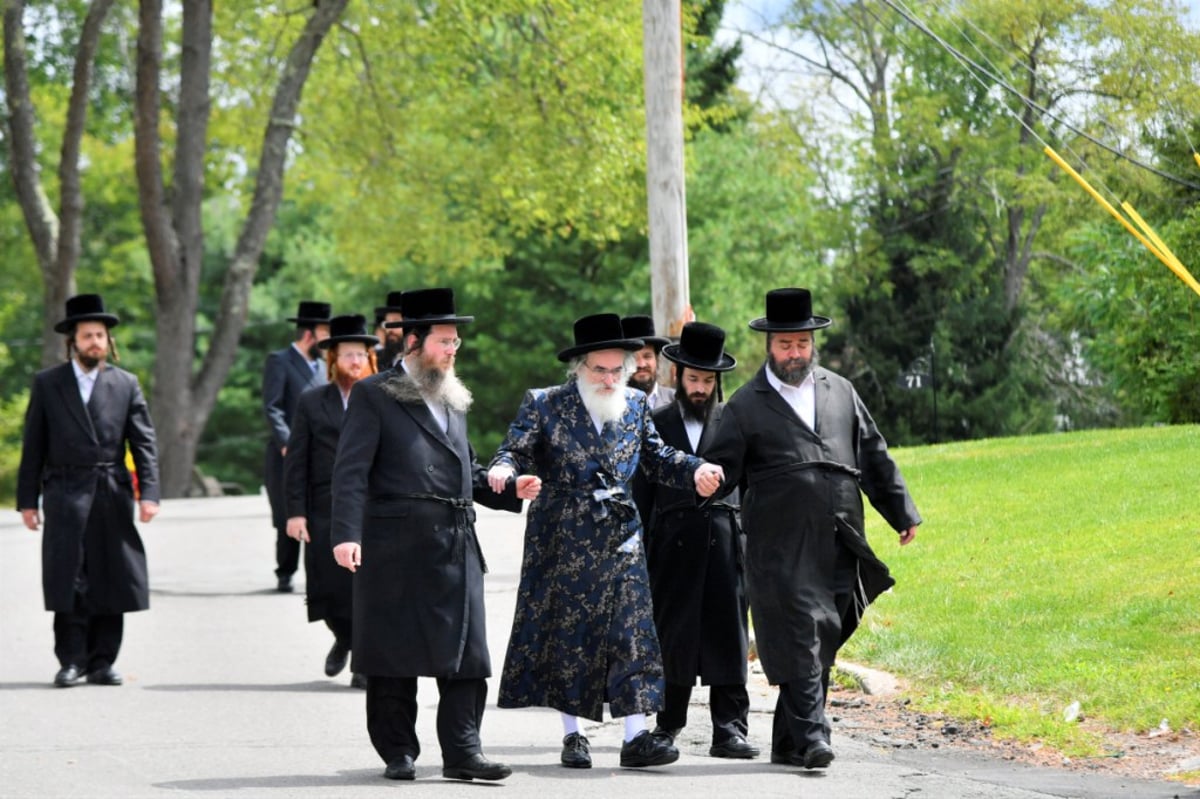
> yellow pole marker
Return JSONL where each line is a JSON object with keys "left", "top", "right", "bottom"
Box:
{"left": 1121, "top": 202, "right": 1200, "bottom": 297}
{"left": 1194, "top": 153, "right": 1200, "bottom": 171}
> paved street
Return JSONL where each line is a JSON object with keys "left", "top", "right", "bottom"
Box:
{"left": 1, "top": 494, "right": 1193, "bottom": 798}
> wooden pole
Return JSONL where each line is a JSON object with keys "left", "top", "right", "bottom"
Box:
{"left": 642, "top": 0, "right": 690, "bottom": 339}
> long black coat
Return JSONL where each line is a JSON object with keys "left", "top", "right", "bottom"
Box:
{"left": 285, "top": 383, "right": 352, "bottom": 622}
{"left": 17, "top": 362, "right": 160, "bottom": 613}
{"left": 262, "top": 345, "right": 325, "bottom": 529}
{"left": 703, "top": 365, "right": 921, "bottom": 686}
{"left": 643, "top": 401, "right": 749, "bottom": 687}
{"left": 330, "top": 368, "right": 521, "bottom": 679}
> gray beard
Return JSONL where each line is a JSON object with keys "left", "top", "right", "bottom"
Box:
{"left": 384, "top": 358, "right": 473, "bottom": 413}
{"left": 577, "top": 377, "right": 627, "bottom": 426}
{"left": 768, "top": 348, "right": 819, "bottom": 386}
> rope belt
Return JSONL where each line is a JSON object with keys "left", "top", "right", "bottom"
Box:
{"left": 386, "top": 492, "right": 485, "bottom": 570}
{"left": 542, "top": 482, "right": 639, "bottom": 526}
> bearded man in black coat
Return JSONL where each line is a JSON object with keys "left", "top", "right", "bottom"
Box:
{"left": 17, "top": 294, "right": 160, "bottom": 688}
{"left": 330, "top": 288, "right": 540, "bottom": 783}
{"left": 703, "top": 288, "right": 921, "bottom": 771}
{"left": 642, "top": 322, "right": 759, "bottom": 760}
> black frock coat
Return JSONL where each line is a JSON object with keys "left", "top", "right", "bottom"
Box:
{"left": 262, "top": 345, "right": 326, "bottom": 529}
{"left": 284, "top": 382, "right": 353, "bottom": 622}
{"left": 330, "top": 368, "right": 521, "bottom": 679}
{"left": 643, "top": 401, "right": 749, "bottom": 687}
{"left": 703, "top": 365, "right": 921, "bottom": 686}
{"left": 17, "top": 362, "right": 160, "bottom": 613}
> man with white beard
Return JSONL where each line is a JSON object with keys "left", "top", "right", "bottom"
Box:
{"left": 487, "top": 313, "right": 725, "bottom": 771}
{"left": 331, "top": 288, "right": 540, "bottom": 783}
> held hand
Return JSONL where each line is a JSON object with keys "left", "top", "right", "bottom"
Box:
{"left": 333, "top": 542, "right": 362, "bottom": 572}
{"left": 515, "top": 475, "right": 542, "bottom": 501}
{"left": 487, "top": 464, "right": 515, "bottom": 493}
{"left": 139, "top": 502, "right": 160, "bottom": 523}
{"left": 286, "top": 516, "right": 309, "bottom": 543}
{"left": 694, "top": 463, "right": 725, "bottom": 497}
{"left": 20, "top": 508, "right": 40, "bottom": 531}
{"left": 898, "top": 526, "right": 917, "bottom": 546}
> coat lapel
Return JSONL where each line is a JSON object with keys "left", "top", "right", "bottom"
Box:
{"left": 56, "top": 363, "right": 99, "bottom": 443}
{"left": 658, "top": 403, "right": 694, "bottom": 455}
{"left": 321, "top": 383, "right": 345, "bottom": 431}
{"left": 286, "top": 346, "right": 322, "bottom": 390}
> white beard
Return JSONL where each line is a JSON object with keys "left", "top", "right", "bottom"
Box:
{"left": 577, "top": 377, "right": 627, "bottom": 426}
{"left": 405, "top": 357, "right": 473, "bottom": 413}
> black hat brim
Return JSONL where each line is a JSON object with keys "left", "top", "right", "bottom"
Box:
{"left": 385, "top": 314, "right": 475, "bottom": 329}
{"left": 748, "top": 315, "right": 832, "bottom": 332}
{"left": 661, "top": 343, "right": 736, "bottom": 372}
{"left": 318, "top": 334, "right": 380, "bottom": 349}
{"left": 637, "top": 336, "right": 671, "bottom": 350}
{"left": 557, "top": 338, "right": 644, "bottom": 363}
{"left": 54, "top": 313, "right": 120, "bottom": 334}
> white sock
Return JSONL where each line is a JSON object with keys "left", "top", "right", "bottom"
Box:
{"left": 561, "top": 713, "right": 581, "bottom": 736}
{"left": 623, "top": 713, "right": 647, "bottom": 742}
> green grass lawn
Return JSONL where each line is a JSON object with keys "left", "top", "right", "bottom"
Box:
{"left": 844, "top": 425, "right": 1200, "bottom": 753}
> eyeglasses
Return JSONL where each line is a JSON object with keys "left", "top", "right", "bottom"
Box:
{"left": 433, "top": 337, "right": 463, "bottom": 351}
{"left": 337, "top": 351, "right": 370, "bottom": 362}
{"left": 587, "top": 365, "right": 625, "bottom": 379}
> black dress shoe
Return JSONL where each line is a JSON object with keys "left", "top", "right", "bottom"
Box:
{"left": 442, "top": 753, "right": 512, "bottom": 781}
{"left": 709, "top": 735, "right": 760, "bottom": 759}
{"left": 324, "top": 640, "right": 350, "bottom": 677}
{"left": 384, "top": 754, "right": 415, "bottom": 780}
{"left": 620, "top": 730, "right": 679, "bottom": 768}
{"left": 560, "top": 732, "right": 591, "bottom": 769}
{"left": 349, "top": 673, "right": 368, "bottom": 690}
{"left": 53, "top": 665, "right": 83, "bottom": 688}
{"left": 801, "top": 740, "right": 835, "bottom": 769}
{"left": 86, "top": 666, "right": 123, "bottom": 686}
{"left": 276, "top": 575, "right": 293, "bottom": 593}
{"left": 650, "top": 726, "right": 680, "bottom": 746}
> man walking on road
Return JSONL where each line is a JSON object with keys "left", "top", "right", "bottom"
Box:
{"left": 331, "top": 288, "right": 539, "bottom": 783}
{"left": 262, "top": 300, "right": 330, "bottom": 593}
{"left": 621, "top": 314, "right": 675, "bottom": 410}
{"left": 17, "top": 294, "right": 160, "bottom": 688}
{"left": 703, "top": 288, "right": 921, "bottom": 771}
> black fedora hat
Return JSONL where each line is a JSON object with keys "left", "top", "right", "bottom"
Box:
{"left": 387, "top": 288, "right": 474, "bottom": 329}
{"left": 374, "top": 290, "right": 404, "bottom": 326}
{"left": 620, "top": 315, "right": 670, "bottom": 350}
{"left": 557, "top": 313, "right": 645, "bottom": 362}
{"left": 318, "top": 314, "right": 380, "bottom": 349}
{"left": 54, "top": 294, "right": 120, "bottom": 334}
{"left": 286, "top": 300, "right": 332, "bottom": 325}
{"left": 662, "top": 322, "right": 736, "bottom": 373}
{"left": 748, "top": 288, "right": 832, "bottom": 332}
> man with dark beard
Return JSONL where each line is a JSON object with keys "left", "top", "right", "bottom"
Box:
{"left": 621, "top": 315, "right": 675, "bottom": 410}
{"left": 330, "top": 288, "right": 539, "bottom": 783}
{"left": 373, "top": 290, "right": 405, "bottom": 367}
{"left": 486, "top": 313, "right": 724, "bottom": 771}
{"left": 285, "top": 314, "right": 379, "bottom": 689}
{"left": 640, "top": 322, "right": 758, "bottom": 760}
{"left": 18, "top": 294, "right": 160, "bottom": 687}
{"left": 263, "top": 300, "right": 331, "bottom": 593}
{"left": 703, "top": 288, "right": 921, "bottom": 771}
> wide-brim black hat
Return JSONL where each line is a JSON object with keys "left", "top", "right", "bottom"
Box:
{"left": 557, "top": 313, "right": 645, "bottom": 362}
{"left": 386, "top": 288, "right": 474, "bottom": 329}
{"left": 620, "top": 315, "right": 670, "bottom": 350}
{"left": 748, "top": 288, "right": 832, "bottom": 332}
{"left": 662, "top": 321, "right": 736, "bottom": 372}
{"left": 286, "top": 300, "right": 332, "bottom": 325}
{"left": 318, "top": 314, "right": 380, "bottom": 349}
{"left": 54, "top": 294, "right": 120, "bottom": 333}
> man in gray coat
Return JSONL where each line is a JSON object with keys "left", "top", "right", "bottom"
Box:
{"left": 331, "top": 288, "right": 539, "bottom": 783}
{"left": 703, "top": 288, "right": 920, "bottom": 771}
{"left": 17, "top": 294, "right": 160, "bottom": 688}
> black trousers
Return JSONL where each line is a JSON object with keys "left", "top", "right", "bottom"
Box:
{"left": 264, "top": 446, "right": 298, "bottom": 578}
{"left": 53, "top": 590, "right": 123, "bottom": 672}
{"left": 325, "top": 616, "right": 352, "bottom": 648}
{"left": 366, "top": 675, "right": 488, "bottom": 766}
{"left": 657, "top": 680, "right": 750, "bottom": 743}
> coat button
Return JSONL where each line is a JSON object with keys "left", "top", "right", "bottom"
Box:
{"left": 427, "top": 464, "right": 434, "bottom": 472}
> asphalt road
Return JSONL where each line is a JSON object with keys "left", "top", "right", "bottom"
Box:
{"left": 1, "top": 494, "right": 1194, "bottom": 799}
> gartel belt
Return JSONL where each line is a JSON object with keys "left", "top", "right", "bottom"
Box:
{"left": 747, "top": 460, "right": 861, "bottom": 486}
{"left": 387, "top": 492, "right": 485, "bottom": 570}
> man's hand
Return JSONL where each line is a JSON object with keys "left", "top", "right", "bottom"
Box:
{"left": 287, "top": 516, "right": 309, "bottom": 543}
{"left": 487, "top": 464, "right": 515, "bottom": 493}
{"left": 138, "top": 502, "right": 159, "bottom": 523}
{"left": 694, "top": 462, "right": 725, "bottom": 497}
{"left": 334, "top": 542, "right": 362, "bottom": 572}
{"left": 515, "top": 475, "right": 542, "bottom": 501}
{"left": 898, "top": 526, "right": 917, "bottom": 546}
{"left": 20, "top": 508, "right": 40, "bottom": 531}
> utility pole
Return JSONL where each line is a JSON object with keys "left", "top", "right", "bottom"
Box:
{"left": 642, "top": 0, "right": 690, "bottom": 339}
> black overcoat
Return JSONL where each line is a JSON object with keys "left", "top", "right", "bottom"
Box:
{"left": 16, "top": 362, "right": 160, "bottom": 613}
{"left": 643, "top": 401, "right": 749, "bottom": 687}
{"left": 285, "top": 383, "right": 352, "bottom": 622}
{"left": 703, "top": 365, "right": 921, "bottom": 685}
{"left": 330, "top": 368, "right": 521, "bottom": 678}
{"left": 262, "top": 345, "right": 325, "bottom": 529}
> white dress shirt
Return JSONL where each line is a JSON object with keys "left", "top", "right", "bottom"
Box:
{"left": 72, "top": 359, "right": 99, "bottom": 405}
{"left": 765, "top": 364, "right": 816, "bottom": 430}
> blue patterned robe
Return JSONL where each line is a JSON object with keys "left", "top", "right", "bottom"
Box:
{"left": 492, "top": 379, "right": 702, "bottom": 721}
